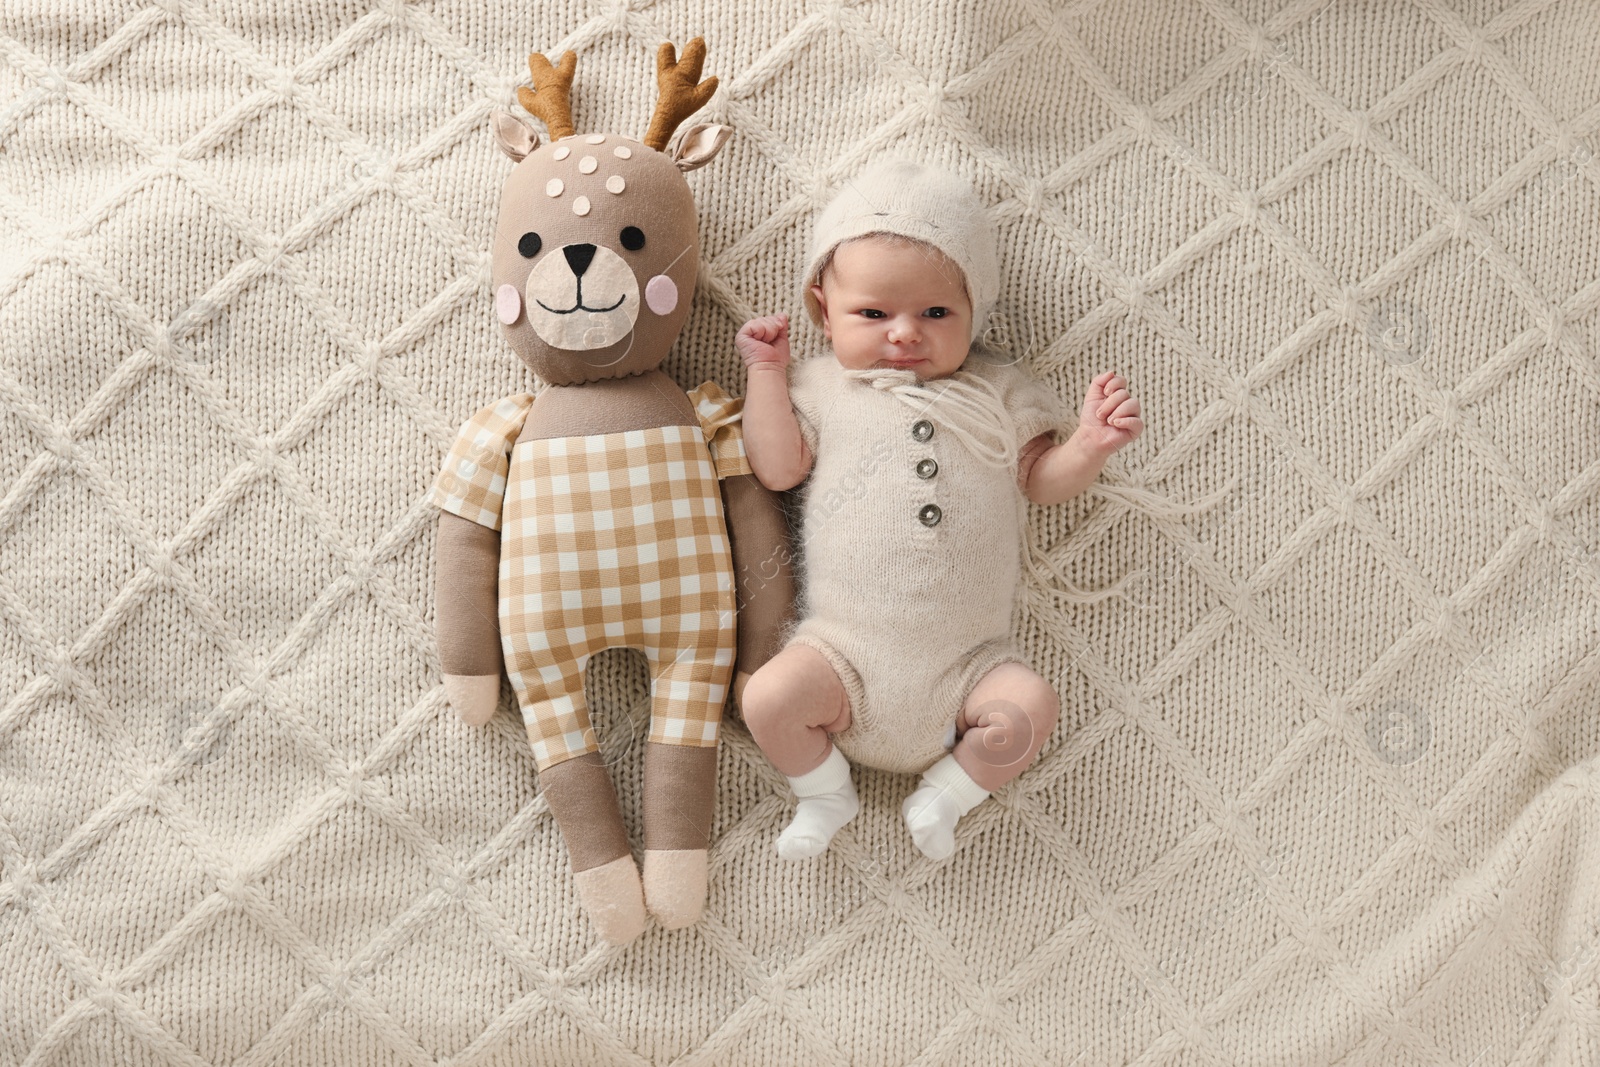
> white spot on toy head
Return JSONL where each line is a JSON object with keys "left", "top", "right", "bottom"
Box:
{"left": 613, "top": 145, "right": 632, "bottom": 159}
{"left": 645, "top": 274, "right": 678, "bottom": 315}
{"left": 553, "top": 146, "right": 570, "bottom": 160}
{"left": 579, "top": 155, "right": 597, "bottom": 174}
{"left": 585, "top": 133, "right": 605, "bottom": 144}
{"left": 496, "top": 284, "right": 521, "bottom": 324}
{"left": 545, "top": 178, "right": 563, "bottom": 197}
{"left": 573, "top": 195, "right": 591, "bottom": 216}
{"left": 606, "top": 175, "right": 625, "bottom": 194}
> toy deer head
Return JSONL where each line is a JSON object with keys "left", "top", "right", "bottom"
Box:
{"left": 489, "top": 38, "right": 733, "bottom": 386}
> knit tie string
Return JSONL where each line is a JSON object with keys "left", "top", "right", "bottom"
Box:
{"left": 843, "top": 367, "right": 1019, "bottom": 470}
{"left": 1020, "top": 473, "right": 1244, "bottom": 605}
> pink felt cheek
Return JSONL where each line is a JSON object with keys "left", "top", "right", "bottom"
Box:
{"left": 495, "top": 284, "right": 521, "bottom": 324}
{"left": 645, "top": 275, "right": 678, "bottom": 315}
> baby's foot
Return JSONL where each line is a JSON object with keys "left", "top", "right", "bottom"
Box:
{"left": 902, "top": 785, "right": 961, "bottom": 860}
{"left": 902, "top": 754, "right": 991, "bottom": 861}
{"left": 776, "top": 746, "right": 859, "bottom": 860}
{"left": 777, "top": 791, "right": 859, "bottom": 860}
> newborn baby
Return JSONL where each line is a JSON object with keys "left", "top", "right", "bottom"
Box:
{"left": 736, "top": 159, "right": 1144, "bottom": 861}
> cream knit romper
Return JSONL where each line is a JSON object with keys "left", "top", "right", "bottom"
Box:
{"left": 785, "top": 353, "right": 1062, "bottom": 774}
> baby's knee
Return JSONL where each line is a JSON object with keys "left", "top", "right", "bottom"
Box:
{"left": 970, "top": 663, "right": 1058, "bottom": 747}
{"left": 738, "top": 659, "right": 787, "bottom": 738}
{"left": 1024, "top": 676, "right": 1060, "bottom": 735}
{"left": 738, "top": 643, "right": 850, "bottom": 739}
{"left": 981, "top": 662, "right": 1056, "bottom": 713}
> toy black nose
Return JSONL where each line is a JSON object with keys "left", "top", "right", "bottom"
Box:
{"left": 564, "top": 243, "right": 596, "bottom": 277}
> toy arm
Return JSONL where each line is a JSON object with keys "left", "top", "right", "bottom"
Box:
{"left": 719, "top": 472, "right": 795, "bottom": 703}
{"left": 435, "top": 511, "right": 502, "bottom": 725}
{"left": 426, "top": 392, "right": 534, "bottom": 725}
{"left": 685, "top": 380, "right": 797, "bottom": 700}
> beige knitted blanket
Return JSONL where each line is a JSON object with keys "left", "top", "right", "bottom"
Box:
{"left": 2, "top": 2, "right": 1597, "bottom": 1064}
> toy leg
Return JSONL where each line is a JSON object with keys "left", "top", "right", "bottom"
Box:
{"left": 741, "top": 643, "right": 860, "bottom": 860}
{"left": 640, "top": 742, "right": 716, "bottom": 929}
{"left": 514, "top": 653, "right": 645, "bottom": 945}
{"left": 537, "top": 752, "right": 644, "bottom": 944}
{"left": 638, "top": 631, "right": 733, "bottom": 928}
{"left": 719, "top": 471, "right": 797, "bottom": 702}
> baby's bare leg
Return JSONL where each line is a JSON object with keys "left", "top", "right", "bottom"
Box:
{"left": 902, "top": 662, "right": 1059, "bottom": 861}
{"left": 740, "top": 643, "right": 852, "bottom": 776}
{"left": 951, "top": 662, "right": 1060, "bottom": 792}
{"left": 740, "top": 643, "right": 859, "bottom": 860}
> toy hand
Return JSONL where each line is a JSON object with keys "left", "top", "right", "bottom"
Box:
{"left": 443, "top": 674, "right": 499, "bottom": 726}
{"left": 737, "top": 313, "right": 791, "bottom": 369}
{"left": 1076, "top": 370, "right": 1143, "bottom": 457}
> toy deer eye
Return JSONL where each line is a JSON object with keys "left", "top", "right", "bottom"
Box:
{"left": 517, "top": 232, "right": 542, "bottom": 258}
{"left": 620, "top": 226, "right": 645, "bottom": 251}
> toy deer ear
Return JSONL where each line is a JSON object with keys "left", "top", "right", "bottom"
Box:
{"left": 494, "top": 108, "right": 540, "bottom": 161}
{"left": 672, "top": 123, "right": 732, "bottom": 172}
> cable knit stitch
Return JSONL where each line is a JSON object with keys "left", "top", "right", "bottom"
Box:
{"left": 1, "top": 3, "right": 1597, "bottom": 1065}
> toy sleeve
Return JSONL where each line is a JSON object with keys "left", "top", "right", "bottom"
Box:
{"left": 426, "top": 393, "right": 536, "bottom": 531}
{"left": 686, "top": 381, "right": 754, "bottom": 480}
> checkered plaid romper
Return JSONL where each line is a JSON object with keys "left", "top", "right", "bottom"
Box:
{"left": 428, "top": 384, "right": 750, "bottom": 772}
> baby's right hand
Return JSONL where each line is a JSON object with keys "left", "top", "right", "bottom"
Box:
{"left": 736, "top": 313, "right": 791, "bottom": 369}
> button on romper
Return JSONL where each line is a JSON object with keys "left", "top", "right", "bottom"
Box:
{"left": 428, "top": 385, "right": 750, "bottom": 773}
{"left": 785, "top": 354, "right": 1063, "bottom": 775}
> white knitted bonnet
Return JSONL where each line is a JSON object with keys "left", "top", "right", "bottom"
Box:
{"left": 801, "top": 158, "right": 1000, "bottom": 337}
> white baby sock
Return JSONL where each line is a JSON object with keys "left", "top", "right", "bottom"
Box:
{"left": 902, "top": 754, "right": 991, "bottom": 861}
{"left": 776, "top": 745, "right": 859, "bottom": 861}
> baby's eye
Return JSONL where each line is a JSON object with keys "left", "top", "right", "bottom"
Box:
{"left": 859, "top": 309, "right": 885, "bottom": 318}
{"left": 925, "top": 307, "right": 948, "bottom": 318}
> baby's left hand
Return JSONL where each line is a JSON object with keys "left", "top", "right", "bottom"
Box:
{"left": 1076, "top": 370, "right": 1143, "bottom": 456}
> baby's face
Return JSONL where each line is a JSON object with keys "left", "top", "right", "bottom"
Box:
{"left": 810, "top": 236, "right": 973, "bottom": 379}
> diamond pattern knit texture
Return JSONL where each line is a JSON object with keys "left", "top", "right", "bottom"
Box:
{"left": 2, "top": 1, "right": 1598, "bottom": 1065}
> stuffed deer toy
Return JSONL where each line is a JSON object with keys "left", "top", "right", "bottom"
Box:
{"left": 427, "top": 38, "right": 792, "bottom": 944}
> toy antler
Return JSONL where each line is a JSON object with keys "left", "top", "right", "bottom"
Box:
{"left": 643, "top": 37, "right": 718, "bottom": 152}
{"left": 517, "top": 50, "right": 577, "bottom": 142}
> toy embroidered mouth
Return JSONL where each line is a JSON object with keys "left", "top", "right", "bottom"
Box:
{"left": 536, "top": 286, "right": 627, "bottom": 314}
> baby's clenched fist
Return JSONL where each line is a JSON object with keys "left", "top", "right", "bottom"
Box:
{"left": 1075, "top": 369, "right": 1143, "bottom": 457}
{"left": 737, "top": 313, "right": 791, "bottom": 369}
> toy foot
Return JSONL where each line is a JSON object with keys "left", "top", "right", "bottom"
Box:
{"left": 572, "top": 854, "right": 647, "bottom": 945}
{"left": 642, "top": 848, "right": 708, "bottom": 929}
